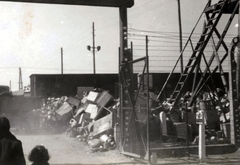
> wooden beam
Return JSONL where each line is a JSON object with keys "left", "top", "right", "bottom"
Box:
{"left": 0, "top": 0, "right": 134, "bottom": 7}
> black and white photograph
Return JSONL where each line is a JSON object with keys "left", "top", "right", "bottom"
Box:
{"left": 0, "top": 0, "right": 240, "bottom": 164}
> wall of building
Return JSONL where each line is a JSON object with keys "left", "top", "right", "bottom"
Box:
{"left": 30, "top": 74, "right": 122, "bottom": 98}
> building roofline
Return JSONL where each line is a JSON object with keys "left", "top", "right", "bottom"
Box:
{"left": 0, "top": 0, "right": 134, "bottom": 8}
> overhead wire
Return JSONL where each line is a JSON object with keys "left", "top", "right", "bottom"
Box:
{"left": 4, "top": 1, "right": 235, "bottom": 77}
{"left": 129, "top": 27, "right": 237, "bottom": 37}
{"left": 128, "top": 0, "right": 175, "bottom": 19}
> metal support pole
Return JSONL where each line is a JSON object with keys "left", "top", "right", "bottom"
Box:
{"left": 145, "top": 35, "right": 150, "bottom": 161}
{"left": 237, "top": 0, "right": 240, "bottom": 105}
{"left": 177, "top": 0, "right": 183, "bottom": 73}
{"left": 186, "top": 103, "right": 190, "bottom": 157}
{"left": 199, "top": 116, "right": 206, "bottom": 163}
{"left": 229, "top": 36, "right": 240, "bottom": 145}
{"left": 61, "top": 47, "right": 63, "bottom": 74}
{"left": 236, "top": 0, "right": 240, "bottom": 146}
{"left": 197, "top": 109, "right": 206, "bottom": 163}
{"left": 119, "top": 6, "right": 143, "bottom": 159}
{"left": 119, "top": 6, "right": 129, "bottom": 152}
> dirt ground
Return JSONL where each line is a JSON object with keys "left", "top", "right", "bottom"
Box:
{"left": 15, "top": 133, "right": 136, "bottom": 165}
{"left": 11, "top": 131, "right": 240, "bottom": 165}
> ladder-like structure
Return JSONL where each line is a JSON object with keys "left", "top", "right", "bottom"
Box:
{"left": 157, "top": 0, "right": 238, "bottom": 107}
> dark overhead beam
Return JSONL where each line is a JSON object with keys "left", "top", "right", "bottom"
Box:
{"left": 0, "top": 0, "right": 134, "bottom": 7}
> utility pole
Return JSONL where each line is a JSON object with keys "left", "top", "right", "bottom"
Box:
{"left": 9, "top": 80, "right": 11, "bottom": 91}
{"left": 87, "top": 22, "right": 101, "bottom": 74}
{"left": 19, "top": 67, "right": 23, "bottom": 90}
{"left": 61, "top": 47, "right": 63, "bottom": 74}
{"left": 177, "top": 0, "right": 183, "bottom": 73}
{"left": 92, "top": 22, "right": 96, "bottom": 74}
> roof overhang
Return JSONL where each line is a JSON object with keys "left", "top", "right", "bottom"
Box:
{"left": 204, "top": 0, "right": 238, "bottom": 14}
{"left": 0, "top": 0, "right": 134, "bottom": 8}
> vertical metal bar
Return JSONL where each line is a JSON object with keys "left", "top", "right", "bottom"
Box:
{"left": 233, "top": 0, "right": 240, "bottom": 146}
{"left": 131, "top": 42, "right": 133, "bottom": 53}
{"left": 119, "top": 7, "right": 128, "bottom": 63}
{"left": 119, "top": 6, "right": 138, "bottom": 155}
{"left": 199, "top": 110, "right": 206, "bottom": 163}
{"left": 119, "top": 7, "right": 127, "bottom": 152}
{"left": 118, "top": 47, "right": 122, "bottom": 149}
{"left": 118, "top": 47, "right": 121, "bottom": 104}
{"left": 145, "top": 35, "right": 150, "bottom": 161}
{"left": 229, "top": 37, "right": 238, "bottom": 145}
{"left": 237, "top": 0, "right": 240, "bottom": 105}
{"left": 177, "top": 0, "right": 183, "bottom": 73}
{"left": 61, "top": 47, "right": 63, "bottom": 74}
{"left": 134, "top": 63, "right": 146, "bottom": 106}
{"left": 185, "top": 103, "right": 189, "bottom": 157}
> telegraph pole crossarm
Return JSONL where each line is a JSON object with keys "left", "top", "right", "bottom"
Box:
{"left": 87, "top": 22, "right": 101, "bottom": 74}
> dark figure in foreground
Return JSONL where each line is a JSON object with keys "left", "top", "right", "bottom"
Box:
{"left": 0, "top": 116, "right": 26, "bottom": 165}
{"left": 28, "top": 145, "right": 50, "bottom": 165}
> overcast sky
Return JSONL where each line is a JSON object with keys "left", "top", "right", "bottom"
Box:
{"left": 0, "top": 0, "right": 238, "bottom": 91}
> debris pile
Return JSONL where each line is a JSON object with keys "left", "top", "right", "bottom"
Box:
{"left": 29, "top": 86, "right": 231, "bottom": 149}
{"left": 31, "top": 89, "right": 118, "bottom": 152}
{"left": 65, "top": 89, "right": 118, "bottom": 152}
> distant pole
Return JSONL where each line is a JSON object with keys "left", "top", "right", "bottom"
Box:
{"left": 93, "top": 22, "right": 96, "bottom": 74}
{"left": 9, "top": 81, "right": 11, "bottom": 91}
{"left": 61, "top": 47, "right": 63, "bottom": 74}
{"left": 87, "top": 22, "right": 101, "bottom": 74}
{"left": 19, "top": 67, "right": 23, "bottom": 90}
{"left": 177, "top": 0, "right": 183, "bottom": 73}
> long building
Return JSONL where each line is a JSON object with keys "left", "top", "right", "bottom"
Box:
{"left": 30, "top": 74, "right": 121, "bottom": 98}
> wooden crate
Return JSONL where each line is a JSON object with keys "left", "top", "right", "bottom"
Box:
{"left": 87, "top": 91, "right": 99, "bottom": 102}
{"left": 92, "top": 113, "right": 113, "bottom": 137}
{"left": 95, "top": 91, "right": 113, "bottom": 107}
{"left": 56, "top": 102, "right": 73, "bottom": 122}
{"left": 67, "top": 97, "right": 81, "bottom": 107}
{"left": 77, "top": 87, "right": 94, "bottom": 99}
{"left": 174, "top": 122, "right": 187, "bottom": 139}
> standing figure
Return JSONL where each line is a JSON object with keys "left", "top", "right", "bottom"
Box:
{"left": 0, "top": 116, "right": 26, "bottom": 165}
{"left": 28, "top": 145, "right": 50, "bottom": 165}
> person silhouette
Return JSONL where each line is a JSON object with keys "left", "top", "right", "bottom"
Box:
{"left": 0, "top": 116, "right": 26, "bottom": 165}
{"left": 28, "top": 145, "right": 50, "bottom": 165}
